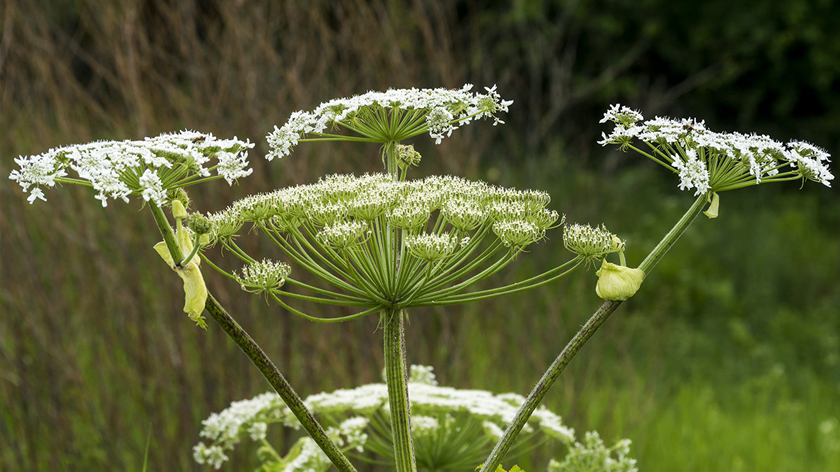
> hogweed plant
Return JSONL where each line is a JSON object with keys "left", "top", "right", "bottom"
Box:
{"left": 10, "top": 87, "right": 833, "bottom": 472}
{"left": 195, "top": 85, "right": 605, "bottom": 472}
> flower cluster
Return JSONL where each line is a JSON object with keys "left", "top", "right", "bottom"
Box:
{"left": 235, "top": 259, "right": 291, "bottom": 294}
{"left": 599, "top": 104, "right": 833, "bottom": 195}
{"left": 10, "top": 130, "right": 254, "bottom": 206}
{"left": 192, "top": 365, "right": 626, "bottom": 471}
{"left": 403, "top": 233, "right": 460, "bottom": 261}
{"left": 203, "top": 173, "right": 566, "bottom": 310}
{"left": 563, "top": 224, "right": 624, "bottom": 265}
{"left": 266, "top": 85, "right": 513, "bottom": 160}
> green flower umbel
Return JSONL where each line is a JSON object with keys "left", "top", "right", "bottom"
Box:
{"left": 202, "top": 173, "right": 577, "bottom": 322}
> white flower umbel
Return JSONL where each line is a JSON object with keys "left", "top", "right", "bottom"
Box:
{"left": 203, "top": 173, "right": 579, "bottom": 322}
{"left": 9, "top": 130, "right": 255, "bottom": 206}
{"left": 266, "top": 85, "right": 513, "bottom": 160}
{"left": 193, "top": 365, "right": 615, "bottom": 471}
{"left": 599, "top": 104, "right": 833, "bottom": 194}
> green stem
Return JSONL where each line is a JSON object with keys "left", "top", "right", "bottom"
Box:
{"left": 638, "top": 193, "right": 708, "bottom": 273}
{"left": 148, "top": 203, "right": 357, "bottom": 472}
{"left": 382, "top": 141, "right": 417, "bottom": 472}
{"left": 479, "top": 193, "right": 708, "bottom": 472}
{"left": 383, "top": 308, "right": 417, "bottom": 472}
{"left": 150, "top": 202, "right": 184, "bottom": 263}
{"left": 385, "top": 141, "right": 399, "bottom": 178}
{"left": 179, "top": 232, "right": 202, "bottom": 266}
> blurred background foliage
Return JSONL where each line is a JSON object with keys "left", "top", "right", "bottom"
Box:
{"left": 1, "top": 0, "right": 838, "bottom": 470}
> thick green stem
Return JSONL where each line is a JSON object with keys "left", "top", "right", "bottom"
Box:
{"left": 382, "top": 142, "right": 418, "bottom": 472}
{"left": 150, "top": 201, "right": 185, "bottom": 263}
{"left": 148, "top": 203, "right": 357, "bottom": 472}
{"left": 383, "top": 308, "right": 417, "bottom": 472}
{"left": 479, "top": 194, "right": 708, "bottom": 472}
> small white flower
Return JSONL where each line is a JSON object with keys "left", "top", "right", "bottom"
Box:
{"left": 248, "top": 422, "right": 268, "bottom": 441}
{"left": 412, "top": 415, "right": 440, "bottom": 435}
{"left": 427, "top": 106, "right": 456, "bottom": 144}
{"left": 215, "top": 150, "right": 254, "bottom": 185}
{"left": 317, "top": 220, "right": 370, "bottom": 250}
{"left": 599, "top": 103, "right": 644, "bottom": 125}
{"left": 192, "top": 443, "right": 229, "bottom": 469}
{"left": 492, "top": 220, "right": 542, "bottom": 247}
{"left": 26, "top": 187, "right": 47, "bottom": 204}
{"left": 138, "top": 169, "right": 167, "bottom": 205}
{"left": 671, "top": 149, "right": 711, "bottom": 195}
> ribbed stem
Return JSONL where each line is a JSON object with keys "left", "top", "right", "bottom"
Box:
{"left": 148, "top": 202, "right": 357, "bottom": 472}
{"left": 383, "top": 308, "right": 417, "bottom": 472}
{"left": 479, "top": 193, "right": 709, "bottom": 472}
{"left": 382, "top": 142, "right": 417, "bottom": 472}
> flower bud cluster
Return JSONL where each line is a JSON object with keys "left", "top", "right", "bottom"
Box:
{"left": 395, "top": 144, "right": 422, "bottom": 169}
{"left": 404, "top": 233, "right": 459, "bottom": 261}
{"left": 563, "top": 224, "right": 624, "bottom": 264}
{"left": 266, "top": 84, "right": 513, "bottom": 159}
{"left": 215, "top": 173, "right": 560, "bottom": 255}
{"left": 203, "top": 209, "right": 244, "bottom": 247}
{"left": 317, "top": 221, "right": 370, "bottom": 251}
{"left": 201, "top": 173, "right": 571, "bottom": 309}
{"left": 10, "top": 130, "right": 255, "bottom": 206}
{"left": 235, "top": 259, "right": 291, "bottom": 294}
{"left": 599, "top": 104, "right": 833, "bottom": 194}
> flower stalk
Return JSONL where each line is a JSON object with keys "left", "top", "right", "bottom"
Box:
{"left": 383, "top": 308, "right": 418, "bottom": 472}
{"left": 479, "top": 193, "right": 708, "bottom": 472}
{"left": 382, "top": 140, "right": 418, "bottom": 472}
{"left": 148, "top": 202, "right": 357, "bottom": 472}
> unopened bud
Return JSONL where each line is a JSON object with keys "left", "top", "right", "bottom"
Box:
{"left": 396, "top": 144, "right": 422, "bottom": 170}
{"left": 595, "top": 260, "right": 645, "bottom": 301}
{"left": 168, "top": 188, "right": 190, "bottom": 210}
{"left": 172, "top": 200, "right": 188, "bottom": 219}
{"left": 188, "top": 213, "right": 213, "bottom": 235}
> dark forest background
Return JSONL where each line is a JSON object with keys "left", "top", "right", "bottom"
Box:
{"left": 1, "top": 1, "right": 838, "bottom": 470}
